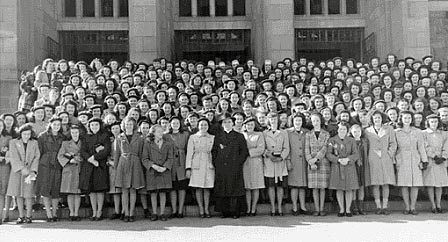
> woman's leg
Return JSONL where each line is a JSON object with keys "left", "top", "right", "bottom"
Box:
{"left": 410, "top": 187, "right": 419, "bottom": 211}
{"left": 195, "top": 189, "right": 204, "bottom": 214}
{"left": 51, "top": 198, "right": 59, "bottom": 217}
{"left": 435, "top": 187, "right": 443, "bottom": 209}
{"left": 150, "top": 193, "right": 158, "bottom": 215}
{"left": 319, "top": 189, "right": 326, "bottom": 212}
{"left": 427, "top": 187, "right": 436, "bottom": 209}
{"left": 89, "top": 193, "right": 97, "bottom": 218}
{"left": 345, "top": 191, "right": 353, "bottom": 213}
{"left": 159, "top": 192, "right": 166, "bottom": 215}
{"left": 381, "top": 185, "right": 389, "bottom": 209}
{"left": 96, "top": 193, "right": 105, "bottom": 217}
{"left": 25, "top": 198, "right": 33, "bottom": 218}
{"left": 268, "top": 187, "right": 276, "bottom": 213}
{"left": 122, "top": 188, "right": 129, "bottom": 216}
{"left": 3, "top": 196, "right": 11, "bottom": 220}
{"left": 245, "top": 190, "right": 252, "bottom": 213}
{"left": 113, "top": 194, "right": 121, "bottom": 214}
{"left": 312, "top": 189, "right": 320, "bottom": 212}
{"left": 140, "top": 193, "right": 148, "bottom": 210}
{"left": 130, "top": 188, "right": 137, "bottom": 217}
{"left": 336, "top": 190, "right": 345, "bottom": 213}
{"left": 204, "top": 189, "right": 211, "bottom": 214}
{"left": 372, "top": 185, "right": 381, "bottom": 209}
{"left": 276, "top": 187, "right": 284, "bottom": 214}
{"left": 178, "top": 190, "right": 186, "bottom": 215}
{"left": 0, "top": 195, "right": 5, "bottom": 220}
{"left": 170, "top": 190, "right": 178, "bottom": 214}
{"left": 299, "top": 188, "right": 307, "bottom": 211}
{"left": 290, "top": 188, "right": 299, "bottom": 212}
{"left": 251, "top": 189, "right": 260, "bottom": 213}
{"left": 16, "top": 197, "right": 25, "bottom": 218}
{"left": 67, "top": 195, "right": 74, "bottom": 216}
{"left": 74, "top": 195, "right": 81, "bottom": 217}
{"left": 43, "top": 197, "right": 52, "bottom": 218}
{"left": 401, "top": 187, "right": 410, "bottom": 211}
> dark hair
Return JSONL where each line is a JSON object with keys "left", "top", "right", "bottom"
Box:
{"left": 425, "top": 115, "right": 442, "bottom": 129}
{"left": 17, "top": 123, "right": 36, "bottom": 140}
{"left": 370, "top": 110, "right": 388, "bottom": 125}
{"left": 310, "top": 112, "right": 325, "bottom": 129}
{"left": 397, "top": 110, "right": 415, "bottom": 128}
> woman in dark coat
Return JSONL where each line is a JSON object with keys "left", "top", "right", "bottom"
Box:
{"left": 79, "top": 117, "right": 111, "bottom": 221}
{"left": 212, "top": 113, "right": 249, "bottom": 219}
{"left": 36, "top": 116, "right": 65, "bottom": 222}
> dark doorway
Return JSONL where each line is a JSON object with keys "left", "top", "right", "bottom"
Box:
{"left": 182, "top": 50, "right": 249, "bottom": 65}
{"left": 296, "top": 49, "right": 341, "bottom": 63}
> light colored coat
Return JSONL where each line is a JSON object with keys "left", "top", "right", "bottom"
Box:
{"left": 243, "top": 132, "right": 265, "bottom": 189}
{"left": 185, "top": 133, "right": 215, "bottom": 188}
{"left": 364, "top": 125, "right": 397, "bottom": 186}
{"left": 394, "top": 127, "right": 427, "bottom": 187}
{"left": 6, "top": 139, "right": 40, "bottom": 198}
{"left": 57, "top": 140, "right": 82, "bottom": 194}
{"left": 286, "top": 128, "right": 308, "bottom": 187}
{"left": 263, "top": 129, "right": 290, "bottom": 183}
{"left": 422, "top": 129, "right": 448, "bottom": 187}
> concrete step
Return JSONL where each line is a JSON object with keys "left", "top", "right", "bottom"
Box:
{"left": 3, "top": 200, "right": 448, "bottom": 221}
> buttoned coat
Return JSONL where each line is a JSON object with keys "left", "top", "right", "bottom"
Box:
{"left": 79, "top": 131, "right": 111, "bottom": 193}
{"left": 243, "top": 131, "right": 265, "bottom": 189}
{"left": 185, "top": 133, "right": 215, "bottom": 188}
{"left": 326, "top": 136, "right": 360, "bottom": 191}
{"left": 286, "top": 128, "right": 308, "bottom": 187}
{"left": 142, "top": 138, "right": 174, "bottom": 191}
{"left": 212, "top": 130, "right": 249, "bottom": 197}
{"left": 394, "top": 127, "right": 427, "bottom": 187}
{"left": 36, "top": 131, "right": 65, "bottom": 198}
{"left": 0, "top": 135, "right": 12, "bottom": 195}
{"left": 263, "top": 129, "right": 290, "bottom": 182}
{"left": 364, "top": 125, "right": 397, "bottom": 186}
{"left": 164, "top": 131, "right": 190, "bottom": 181}
{"left": 305, "top": 129, "right": 330, "bottom": 189}
{"left": 57, "top": 140, "right": 82, "bottom": 194}
{"left": 6, "top": 139, "right": 40, "bottom": 198}
{"left": 114, "top": 133, "right": 145, "bottom": 189}
{"left": 422, "top": 129, "right": 448, "bottom": 187}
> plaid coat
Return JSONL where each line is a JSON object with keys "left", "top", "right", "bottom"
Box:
{"left": 305, "top": 129, "right": 330, "bottom": 189}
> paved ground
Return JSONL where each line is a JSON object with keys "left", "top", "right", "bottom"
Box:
{"left": 1, "top": 212, "right": 447, "bottom": 242}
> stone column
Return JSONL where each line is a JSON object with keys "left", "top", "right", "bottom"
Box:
{"left": 323, "top": 0, "right": 328, "bottom": 15}
{"left": 305, "top": 0, "right": 310, "bottom": 15}
{"left": 95, "top": 0, "right": 100, "bottom": 17}
{"left": 210, "top": 0, "right": 215, "bottom": 16}
{"left": 227, "top": 0, "right": 233, "bottom": 16}
{"left": 76, "top": 0, "right": 82, "bottom": 18}
{"left": 341, "top": 0, "right": 346, "bottom": 15}
{"left": 113, "top": 0, "right": 119, "bottom": 17}
{"left": 192, "top": 0, "right": 198, "bottom": 17}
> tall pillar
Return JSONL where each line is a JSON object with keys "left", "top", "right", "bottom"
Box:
{"left": 323, "top": 0, "right": 328, "bottom": 15}
{"left": 129, "top": 0, "right": 158, "bottom": 62}
{"left": 262, "top": 0, "right": 295, "bottom": 62}
{"left": 192, "top": 0, "right": 198, "bottom": 17}
{"left": 341, "top": 0, "right": 346, "bottom": 15}
{"left": 227, "top": 0, "right": 233, "bottom": 16}
{"left": 210, "top": 0, "right": 215, "bottom": 16}
{"left": 113, "top": 0, "right": 119, "bottom": 17}
{"left": 305, "top": 0, "right": 311, "bottom": 15}
{"left": 76, "top": 0, "right": 82, "bottom": 18}
{"left": 94, "top": 0, "right": 100, "bottom": 17}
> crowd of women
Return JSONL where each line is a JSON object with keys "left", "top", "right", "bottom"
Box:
{"left": 0, "top": 54, "right": 447, "bottom": 225}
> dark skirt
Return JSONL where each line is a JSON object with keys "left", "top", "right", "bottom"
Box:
{"left": 265, "top": 176, "right": 288, "bottom": 188}
{"left": 36, "top": 165, "right": 62, "bottom": 198}
{"left": 214, "top": 196, "right": 246, "bottom": 215}
{"left": 173, "top": 179, "right": 189, "bottom": 190}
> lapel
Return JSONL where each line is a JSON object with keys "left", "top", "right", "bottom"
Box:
{"left": 130, "top": 133, "right": 139, "bottom": 146}
{"left": 15, "top": 140, "right": 26, "bottom": 162}
{"left": 24, "top": 141, "right": 32, "bottom": 164}
{"left": 377, "top": 126, "right": 387, "bottom": 138}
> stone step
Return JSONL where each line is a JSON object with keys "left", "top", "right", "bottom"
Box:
{"left": 3, "top": 200, "right": 448, "bottom": 220}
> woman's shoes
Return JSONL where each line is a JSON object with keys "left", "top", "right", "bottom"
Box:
{"left": 345, "top": 212, "right": 353, "bottom": 217}
{"left": 205, "top": 212, "right": 211, "bottom": 218}
{"left": 110, "top": 213, "right": 121, "bottom": 220}
{"left": 403, "top": 210, "right": 410, "bottom": 215}
{"left": 375, "top": 208, "right": 382, "bottom": 215}
{"left": 25, "top": 217, "right": 32, "bottom": 224}
{"left": 291, "top": 210, "right": 299, "bottom": 216}
{"left": 16, "top": 217, "right": 25, "bottom": 224}
{"left": 250, "top": 211, "right": 257, "bottom": 217}
{"left": 178, "top": 213, "right": 184, "bottom": 218}
{"left": 319, "top": 211, "right": 327, "bottom": 216}
{"left": 46, "top": 217, "right": 53, "bottom": 222}
{"left": 169, "top": 212, "right": 178, "bottom": 219}
{"left": 52, "top": 217, "right": 58, "bottom": 222}
{"left": 431, "top": 208, "right": 437, "bottom": 214}
{"left": 128, "top": 216, "right": 135, "bottom": 222}
{"left": 312, "top": 211, "right": 319, "bottom": 216}
{"left": 436, "top": 208, "right": 443, "bottom": 214}
{"left": 2, "top": 217, "right": 9, "bottom": 223}
{"left": 199, "top": 213, "right": 205, "bottom": 218}
{"left": 89, "top": 216, "right": 96, "bottom": 221}
{"left": 150, "top": 214, "right": 158, "bottom": 221}
{"left": 270, "top": 212, "right": 275, "bottom": 216}
{"left": 299, "top": 209, "right": 310, "bottom": 215}
{"left": 382, "top": 209, "right": 390, "bottom": 215}
{"left": 160, "top": 215, "right": 167, "bottom": 221}
{"left": 410, "top": 210, "right": 418, "bottom": 215}
{"left": 337, "top": 212, "right": 345, "bottom": 217}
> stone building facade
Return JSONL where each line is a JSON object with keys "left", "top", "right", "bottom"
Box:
{"left": 0, "top": 0, "right": 443, "bottom": 112}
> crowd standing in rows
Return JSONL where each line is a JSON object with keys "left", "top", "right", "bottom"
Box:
{"left": 0, "top": 53, "right": 447, "bottom": 224}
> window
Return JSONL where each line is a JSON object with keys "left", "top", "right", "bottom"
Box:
{"left": 101, "top": 0, "right": 113, "bottom": 17}
{"left": 310, "top": 0, "right": 322, "bottom": 15}
{"left": 197, "top": 0, "right": 210, "bottom": 16}
{"left": 83, "top": 0, "right": 95, "bottom": 17}
{"left": 233, "top": 0, "right": 245, "bottom": 16}
{"left": 215, "top": 0, "right": 227, "bottom": 16}
{"left": 328, "top": 0, "right": 340, "bottom": 14}
{"left": 346, "top": 0, "right": 358, "bottom": 14}
{"left": 119, "top": 0, "right": 129, "bottom": 17}
{"left": 294, "top": 0, "right": 305, "bottom": 15}
{"left": 179, "top": 0, "right": 192, "bottom": 16}
{"left": 65, "top": 0, "right": 76, "bottom": 17}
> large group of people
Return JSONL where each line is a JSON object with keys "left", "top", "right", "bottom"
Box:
{"left": 0, "top": 53, "right": 448, "bottom": 225}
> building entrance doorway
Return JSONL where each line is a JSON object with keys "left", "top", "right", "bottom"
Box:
{"left": 295, "top": 28, "right": 364, "bottom": 62}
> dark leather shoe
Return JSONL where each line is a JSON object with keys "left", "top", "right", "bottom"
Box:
{"left": 109, "top": 213, "right": 121, "bottom": 220}
{"left": 16, "top": 217, "right": 25, "bottom": 224}
{"left": 382, "top": 209, "right": 390, "bottom": 215}
{"left": 160, "top": 215, "right": 167, "bottom": 221}
{"left": 410, "top": 210, "right": 418, "bottom": 215}
{"left": 25, "top": 217, "right": 32, "bottom": 224}
{"left": 128, "top": 216, "right": 135, "bottom": 222}
{"left": 337, "top": 212, "right": 345, "bottom": 217}
{"left": 150, "top": 215, "right": 158, "bottom": 221}
{"left": 346, "top": 213, "right": 353, "bottom": 217}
